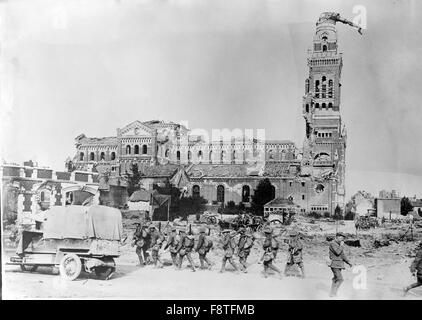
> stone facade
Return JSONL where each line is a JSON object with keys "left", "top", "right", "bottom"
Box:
{"left": 70, "top": 19, "right": 348, "bottom": 215}
{"left": 1, "top": 162, "right": 100, "bottom": 224}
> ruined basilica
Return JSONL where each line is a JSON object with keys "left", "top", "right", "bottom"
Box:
{"left": 70, "top": 16, "right": 347, "bottom": 215}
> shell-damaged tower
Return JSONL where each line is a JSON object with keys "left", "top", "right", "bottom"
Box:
{"left": 301, "top": 12, "right": 362, "bottom": 212}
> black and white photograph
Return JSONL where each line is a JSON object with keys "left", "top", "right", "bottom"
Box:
{"left": 1, "top": 0, "right": 422, "bottom": 302}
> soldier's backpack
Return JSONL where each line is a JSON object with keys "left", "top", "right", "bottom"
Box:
{"left": 184, "top": 236, "right": 195, "bottom": 249}
{"left": 204, "top": 237, "right": 213, "bottom": 251}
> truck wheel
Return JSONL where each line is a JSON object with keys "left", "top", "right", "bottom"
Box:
{"left": 20, "top": 265, "right": 38, "bottom": 272}
{"left": 59, "top": 253, "right": 82, "bottom": 281}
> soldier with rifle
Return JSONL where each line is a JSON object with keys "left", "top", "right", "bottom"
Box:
{"left": 220, "top": 229, "right": 239, "bottom": 273}
{"left": 164, "top": 226, "right": 179, "bottom": 267}
{"left": 237, "top": 227, "right": 255, "bottom": 273}
{"left": 261, "top": 228, "right": 282, "bottom": 278}
{"left": 149, "top": 225, "right": 165, "bottom": 268}
{"left": 284, "top": 230, "right": 305, "bottom": 278}
{"left": 132, "top": 223, "right": 151, "bottom": 267}
{"left": 177, "top": 229, "right": 196, "bottom": 272}
{"left": 328, "top": 232, "right": 353, "bottom": 297}
{"left": 195, "top": 227, "right": 213, "bottom": 270}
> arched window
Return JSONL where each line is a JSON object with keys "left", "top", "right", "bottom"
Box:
{"left": 328, "top": 102, "right": 333, "bottom": 109}
{"left": 90, "top": 152, "right": 95, "bottom": 161}
{"left": 198, "top": 150, "right": 203, "bottom": 163}
{"left": 323, "top": 45, "right": 327, "bottom": 52}
{"left": 100, "top": 152, "right": 105, "bottom": 160}
{"left": 281, "top": 150, "right": 286, "bottom": 160}
{"left": 322, "top": 103, "right": 326, "bottom": 109}
{"left": 217, "top": 185, "right": 225, "bottom": 203}
{"left": 177, "top": 151, "right": 181, "bottom": 162}
{"left": 268, "top": 149, "right": 274, "bottom": 160}
{"left": 270, "top": 185, "right": 276, "bottom": 200}
{"left": 242, "top": 185, "right": 250, "bottom": 203}
{"left": 315, "top": 80, "right": 320, "bottom": 98}
{"left": 188, "top": 151, "right": 191, "bottom": 163}
{"left": 134, "top": 145, "right": 140, "bottom": 154}
{"left": 321, "top": 76, "right": 326, "bottom": 98}
{"left": 328, "top": 79, "right": 333, "bottom": 98}
{"left": 220, "top": 150, "right": 225, "bottom": 163}
{"left": 305, "top": 104, "right": 309, "bottom": 113}
{"left": 315, "top": 103, "right": 320, "bottom": 109}
{"left": 165, "top": 149, "right": 170, "bottom": 158}
{"left": 232, "top": 150, "right": 236, "bottom": 163}
{"left": 142, "top": 145, "right": 148, "bottom": 154}
{"left": 209, "top": 151, "right": 212, "bottom": 163}
{"left": 126, "top": 145, "right": 131, "bottom": 155}
{"left": 110, "top": 152, "right": 116, "bottom": 160}
{"left": 79, "top": 152, "right": 84, "bottom": 161}
{"left": 192, "top": 185, "right": 200, "bottom": 198}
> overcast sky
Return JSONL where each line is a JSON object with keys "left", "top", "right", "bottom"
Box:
{"left": 1, "top": 0, "right": 421, "bottom": 198}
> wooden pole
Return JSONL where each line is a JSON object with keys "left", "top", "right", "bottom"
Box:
{"left": 167, "top": 197, "right": 171, "bottom": 222}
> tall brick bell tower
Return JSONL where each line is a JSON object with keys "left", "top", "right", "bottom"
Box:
{"left": 301, "top": 14, "right": 349, "bottom": 214}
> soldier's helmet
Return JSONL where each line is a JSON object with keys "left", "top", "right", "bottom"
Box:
{"left": 199, "top": 227, "right": 206, "bottom": 233}
{"left": 222, "top": 229, "right": 231, "bottom": 234}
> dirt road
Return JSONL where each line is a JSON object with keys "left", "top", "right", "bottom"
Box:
{"left": 3, "top": 250, "right": 421, "bottom": 299}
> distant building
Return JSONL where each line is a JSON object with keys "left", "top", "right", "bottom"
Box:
{"left": 375, "top": 196, "right": 401, "bottom": 219}
{"left": 410, "top": 196, "right": 422, "bottom": 216}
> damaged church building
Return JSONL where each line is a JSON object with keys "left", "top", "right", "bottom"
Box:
{"left": 69, "top": 17, "right": 347, "bottom": 216}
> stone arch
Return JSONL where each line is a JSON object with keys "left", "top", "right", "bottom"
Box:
{"left": 142, "top": 145, "right": 148, "bottom": 154}
{"left": 79, "top": 152, "right": 84, "bottom": 161}
{"left": 192, "top": 185, "right": 200, "bottom": 198}
{"left": 110, "top": 152, "right": 116, "bottom": 160}
{"left": 242, "top": 185, "right": 251, "bottom": 203}
{"left": 100, "top": 152, "right": 105, "bottom": 160}
{"left": 134, "top": 145, "right": 140, "bottom": 154}
{"left": 126, "top": 145, "right": 131, "bottom": 155}
{"left": 197, "top": 150, "right": 203, "bottom": 163}
{"left": 90, "top": 152, "right": 95, "bottom": 161}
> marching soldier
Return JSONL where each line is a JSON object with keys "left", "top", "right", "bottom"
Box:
{"left": 237, "top": 227, "right": 254, "bottom": 273}
{"left": 284, "top": 230, "right": 305, "bottom": 278}
{"left": 261, "top": 228, "right": 282, "bottom": 278}
{"left": 403, "top": 241, "right": 422, "bottom": 295}
{"left": 149, "top": 225, "right": 165, "bottom": 268}
{"left": 195, "top": 227, "right": 213, "bottom": 270}
{"left": 177, "top": 229, "right": 196, "bottom": 272}
{"left": 132, "top": 223, "right": 151, "bottom": 266}
{"left": 220, "top": 229, "right": 239, "bottom": 273}
{"left": 328, "top": 232, "right": 353, "bottom": 297}
{"left": 164, "top": 226, "right": 179, "bottom": 267}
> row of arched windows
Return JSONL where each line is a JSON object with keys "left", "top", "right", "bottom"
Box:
{"left": 170, "top": 149, "right": 288, "bottom": 163}
{"left": 315, "top": 76, "right": 334, "bottom": 99}
{"left": 79, "top": 151, "right": 116, "bottom": 162}
{"left": 192, "top": 184, "right": 254, "bottom": 203}
{"left": 126, "top": 144, "right": 148, "bottom": 155}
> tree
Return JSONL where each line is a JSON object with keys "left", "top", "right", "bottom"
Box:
{"left": 127, "top": 163, "right": 142, "bottom": 197}
{"left": 401, "top": 197, "right": 413, "bottom": 216}
{"left": 251, "top": 178, "right": 275, "bottom": 216}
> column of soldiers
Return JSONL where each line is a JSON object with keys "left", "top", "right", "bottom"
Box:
{"left": 132, "top": 223, "right": 306, "bottom": 279}
{"left": 133, "top": 224, "right": 422, "bottom": 297}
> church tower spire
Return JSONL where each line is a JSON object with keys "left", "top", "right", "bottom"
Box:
{"left": 301, "top": 12, "right": 359, "bottom": 214}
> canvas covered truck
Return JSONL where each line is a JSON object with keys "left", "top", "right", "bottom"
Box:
{"left": 7, "top": 205, "right": 123, "bottom": 281}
